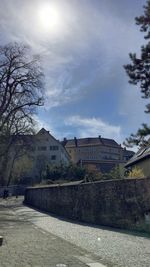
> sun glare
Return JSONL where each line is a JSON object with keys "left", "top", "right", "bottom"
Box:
{"left": 38, "top": 3, "right": 60, "bottom": 31}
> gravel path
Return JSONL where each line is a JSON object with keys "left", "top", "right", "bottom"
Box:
{"left": 14, "top": 199, "right": 150, "bottom": 267}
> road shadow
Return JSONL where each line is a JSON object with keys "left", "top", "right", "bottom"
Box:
{"left": 23, "top": 202, "right": 150, "bottom": 240}
{"left": 1, "top": 197, "right": 150, "bottom": 240}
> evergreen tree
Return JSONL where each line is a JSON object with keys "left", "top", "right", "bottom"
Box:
{"left": 124, "top": 0, "right": 150, "bottom": 147}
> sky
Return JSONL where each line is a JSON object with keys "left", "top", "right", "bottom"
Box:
{"left": 0, "top": 0, "right": 149, "bottom": 147}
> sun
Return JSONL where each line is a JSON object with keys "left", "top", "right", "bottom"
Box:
{"left": 38, "top": 3, "right": 60, "bottom": 31}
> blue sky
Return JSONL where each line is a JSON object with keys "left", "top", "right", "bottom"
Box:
{"left": 0, "top": 0, "right": 149, "bottom": 146}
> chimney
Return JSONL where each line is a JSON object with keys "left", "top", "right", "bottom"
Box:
{"left": 63, "top": 137, "right": 67, "bottom": 146}
{"left": 74, "top": 137, "right": 77, "bottom": 147}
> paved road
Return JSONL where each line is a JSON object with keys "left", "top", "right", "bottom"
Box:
{"left": 1, "top": 197, "right": 150, "bottom": 267}
{"left": 0, "top": 197, "right": 109, "bottom": 267}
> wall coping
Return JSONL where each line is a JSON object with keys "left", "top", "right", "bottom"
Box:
{"left": 26, "top": 177, "right": 150, "bottom": 190}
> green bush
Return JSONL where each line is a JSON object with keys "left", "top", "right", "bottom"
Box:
{"left": 98, "top": 166, "right": 123, "bottom": 180}
{"left": 43, "top": 163, "right": 86, "bottom": 182}
{"left": 127, "top": 166, "right": 145, "bottom": 178}
{"left": 38, "top": 163, "right": 126, "bottom": 185}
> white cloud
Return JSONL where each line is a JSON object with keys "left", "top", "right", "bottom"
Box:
{"left": 33, "top": 115, "right": 51, "bottom": 132}
{"left": 65, "top": 115, "right": 123, "bottom": 143}
{"left": 0, "top": 0, "right": 144, "bottom": 110}
{"left": 33, "top": 114, "right": 67, "bottom": 140}
{"left": 0, "top": 0, "right": 147, "bottom": 149}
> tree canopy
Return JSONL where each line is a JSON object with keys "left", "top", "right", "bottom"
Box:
{"left": 0, "top": 42, "right": 45, "bottom": 185}
{"left": 0, "top": 43, "right": 44, "bottom": 138}
{"left": 124, "top": 0, "right": 150, "bottom": 147}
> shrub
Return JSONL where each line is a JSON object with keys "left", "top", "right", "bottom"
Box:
{"left": 101, "top": 166, "right": 123, "bottom": 180}
{"left": 127, "top": 166, "right": 145, "bottom": 178}
{"left": 43, "top": 163, "right": 86, "bottom": 182}
{"left": 84, "top": 170, "right": 103, "bottom": 182}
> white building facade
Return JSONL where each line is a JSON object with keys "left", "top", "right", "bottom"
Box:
{"left": 5, "top": 128, "right": 70, "bottom": 183}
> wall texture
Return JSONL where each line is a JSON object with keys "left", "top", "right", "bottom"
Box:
{"left": 24, "top": 178, "right": 150, "bottom": 232}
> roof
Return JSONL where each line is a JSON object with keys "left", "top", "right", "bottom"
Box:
{"left": 80, "top": 159, "right": 125, "bottom": 164}
{"left": 62, "top": 137, "right": 121, "bottom": 148}
{"left": 123, "top": 149, "right": 135, "bottom": 157}
{"left": 125, "top": 144, "right": 150, "bottom": 167}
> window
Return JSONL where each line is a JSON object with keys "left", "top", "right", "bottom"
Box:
{"left": 38, "top": 146, "right": 47, "bottom": 151}
{"left": 50, "top": 146, "right": 59, "bottom": 151}
{"left": 51, "top": 155, "right": 56, "bottom": 160}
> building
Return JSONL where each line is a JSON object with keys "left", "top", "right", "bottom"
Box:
{"left": 125, "top": 144, "right": 150, "bottom": 177}
{"left": 32, "top": 128, "right": 70, "bottom": 166}
{"left": 62, "top": 136, "right": 134, "bottom": 173}
{"left": 4, "top": 128, "right": 70, "bottom": 183}
{"left": 123, "top": 148, "right": 135, "bottom": 161}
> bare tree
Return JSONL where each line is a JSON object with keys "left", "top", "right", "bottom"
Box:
{"left": 0, "top": 42, "right": 45, "bottom": 185}
{"left": 36, "top": 155, "right": 49, "bottom": 183}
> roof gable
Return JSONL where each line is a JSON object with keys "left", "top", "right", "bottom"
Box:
{"left": 125, "top": 144, "right": 150, "bottom": 167}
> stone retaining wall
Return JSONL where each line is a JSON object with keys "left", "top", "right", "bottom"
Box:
{"left": 24, "top": 178, "right": 150, "bottom": 232}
